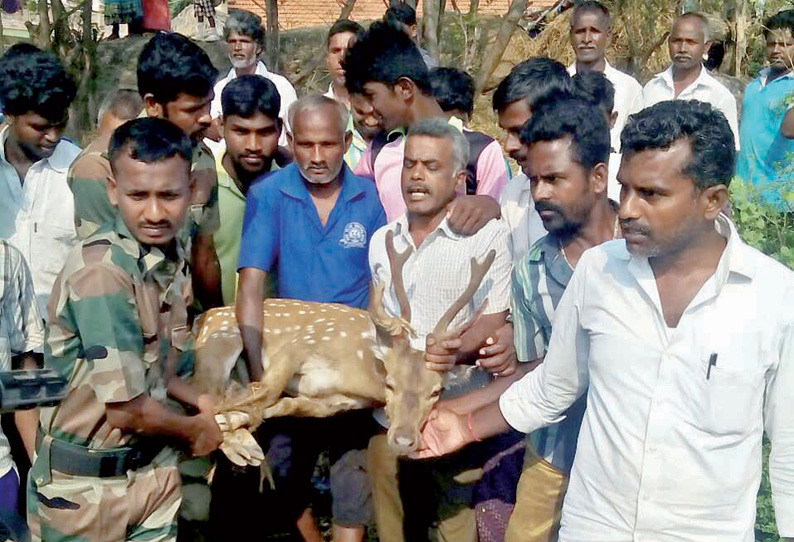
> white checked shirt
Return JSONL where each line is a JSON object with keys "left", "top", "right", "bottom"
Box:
{"left": 211, "top": 61, "right": 298, "bottom": 146}
{"left": 0, "top": 128, "right": 81, "bottom": 316}
{"left": 500, "top": 215, "right": 794, "bottom": 541}
{"left": 500, "top": 172, "right": 547, "bottom": 262}
{"left": 568, "top": 62, "right": 644, "bottom": 151}
{"left": 0, "top": 240, "right": 44, "bottom": 477}
{"left": 643, "top": 65, "right": 740, "bottom": 149}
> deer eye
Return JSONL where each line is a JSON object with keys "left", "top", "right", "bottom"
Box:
{"left": 430, "top": 388, "right": 442, "bottom": 398}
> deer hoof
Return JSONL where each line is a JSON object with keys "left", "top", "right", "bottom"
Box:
{"left": 215, "top": 411, "right": 251, "bottom": 432}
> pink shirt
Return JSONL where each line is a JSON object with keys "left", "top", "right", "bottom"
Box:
{"left": 354, "top": 131, "right": 508, "bottom": 223}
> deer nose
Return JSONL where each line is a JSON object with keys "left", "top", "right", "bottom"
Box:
{"left": 395, "top": 436, "right": 415, "bottom": 449}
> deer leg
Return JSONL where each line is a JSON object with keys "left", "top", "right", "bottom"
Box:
{"left": 261, "top": 394, "right": 368, "bottom": 419}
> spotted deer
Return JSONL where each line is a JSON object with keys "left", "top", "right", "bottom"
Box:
{"left": 194, "top": 231, "right": 496, "bottom": 464}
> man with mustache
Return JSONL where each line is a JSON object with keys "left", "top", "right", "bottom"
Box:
{"left": 210, "top": 75, "right": 282, "bottom": 305}
{"left": 643, "top": 12, "right": 739, "bottom": 149}
{"left": 566, "top": 1, "right": 642, "bottom": 151}
{"left": 416, "top": 100, "right": 794, "bottom": 542}
{"left": 69, "top": 33, "right": 224, "bottom": 310}
{"left": 368, "top": 117, "right": 512, "bottom": 542}
{"left": 210, "top": 9, "right": 297, "bottom": 146}
{"left": 737, "top": 9, "right": 794, "bottom": 201}
{"left": 235, "top": 95, "right": 385, "bottom": 542}
{"left": 0, "top": 46, "right": 80, "bottom": 316}
{"left": 28, "top": 118, "right": 222, "bottom": 542}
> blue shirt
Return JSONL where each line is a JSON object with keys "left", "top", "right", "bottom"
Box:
{"left": 238, "top": 163, "right": 386, "bottom": 309}
{"left": 736, "top": 68, "right": 794, "bottom": 203}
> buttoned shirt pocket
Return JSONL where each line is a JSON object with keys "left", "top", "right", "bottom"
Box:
{"left": 31, "top": 223, "right": 75, "bottom": 279}
{"left": 699, "top": 349, "right": 765, "bottom": 436}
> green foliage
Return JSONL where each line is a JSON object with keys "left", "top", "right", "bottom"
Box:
{"left": 756, "top": 439, "right": 780, "bottom": 541}
{"left": 730, "top": 176, "right": 794, "bottom": 269}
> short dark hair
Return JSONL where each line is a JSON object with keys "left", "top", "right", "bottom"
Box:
{"left": 221, "top": 75, "right": 280, "bottom": 120}
{"left": 492, "top": 57, "right": 572, "bottom": 112}
{"left": 764, "top": 9, "right": 794, "bottom": 39}
{"left": 571, "top": 0, "right": 611, "bottom": 27}
{"left": 620, "top": 100, "right": 735, "bottom": 190}
{"left": 137, "top": 33, "right": 219, "bottom": 105}
{"left": 224, "top": 9, "right": 265, "bottom": 48}
{"left": 98, "top": 89, "right": 144, "bottom": 123}
{"left": 572, "top": 71, "right": 614, "bottom": 117}
{"left": 343, "top": 21, "right": 430, "bottom": 94}
{"left": 0, "top": 47, "right": 76, "bottom": 119}
{"left": 109, "top": 118, "right": 193, "bottom": 174}
{"left": 520, "top": 98, "right": 610, "bottom": 171}
{"left": 327, "top": 19, "right": 365, "bottom": 48}
{"left": 384, "top": 3, "right": 417, "bottom": 26}
{"left": 430, "top": 68, "right": 475, "bottom": 117}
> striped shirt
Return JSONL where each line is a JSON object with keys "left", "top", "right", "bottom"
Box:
{"left": 511, "top": 234, "right": 586, "bottom": 473}
{"left": 0, "top": 240, "right": 44, "bottom": 477}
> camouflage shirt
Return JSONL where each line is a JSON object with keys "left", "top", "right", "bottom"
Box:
{"left": 41, "top": 215, "right": 193, "bottom": 450}
{"left": 68, "top": 139, "right": 220, "bottom": 241}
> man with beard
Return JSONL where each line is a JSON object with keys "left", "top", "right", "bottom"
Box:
{"left": 235, "top": 95, "right": 385, "bottom": 542}
{"left": 415, "top": 100, "right": 794, "bottom": 542}
{"left": 210, "top": 9, "right": 297, "bottom": 146}
{"left": 737, "top": 9, "right": 794, "bottom": 200}
{"left": 495, "top": 57, "right": 573, "bottom": 262}
{"left": 643, "top": 12, "right": 739, "bottom": 148}
{"left": 70, "top": 32, "right": 223, "bottom": 310}
{"left": 566, "top": 1, "right": 642, "bottom": 151}
{"left": 0, "top": 46, "right": 80, "bottom": 315}
{"left": 212, "top": 75, "right": 282, "bottom": 305}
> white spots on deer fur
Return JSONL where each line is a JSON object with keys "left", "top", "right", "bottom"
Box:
{"left": 299, "top": 310, "right": 306, "bottom": 315}
{"left": 303, "top": 335, "right": 312, "bottom": 341}
{"left": 272, "top": 328, "right": 281, "bottom": 335}
{"left": 264, "top": 328, "right": 271, "bottom": 333}
{"left": 340, "top": 331, "right": 347, "bottom": 338}
{"left": 306, "top": 339, "right": 316, "bottom": 345}
{"left": 357, "top": 350, "right": 364, "bottom": 360}
{"left": 322, "top": 336, "right": 330, "bottom": 342}
{"left": 316, "top": 318, "right": 325, "bottom": 323}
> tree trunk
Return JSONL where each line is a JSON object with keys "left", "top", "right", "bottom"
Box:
{"left": 422, "top": 0, "right": 441, "bottom": 63}
{"left": 475, "top": 0, "right": 527, "bottom": 94}
{"left": 37, "top": 0, "right": 52, "bottom": 49}
{"left": 436, "top": 0, "right": 446, "bottom": 47}
{"left": 468, "top": 0, "right": 479, "bottom": 17}
{"left": 733, "top": 0, "right": 747, "bottom": 77}
{"left": 265, "top": 0, "right": 280, "bottom": 72}
{"left": 339, "top": 0, "right": 357, "bottom": 20}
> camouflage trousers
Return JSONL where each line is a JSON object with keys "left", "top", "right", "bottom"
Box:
{"left": 27, "top": 449, "right": 181, "bottom": 542}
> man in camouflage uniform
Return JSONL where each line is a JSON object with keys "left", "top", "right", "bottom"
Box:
{"left": 68, "top": 32, "right": 223, "bottom": 309}
{"left": 28, "top": 118, "right": 222, "bottom": 542}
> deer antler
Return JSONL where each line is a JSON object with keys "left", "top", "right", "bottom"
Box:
{"left": 385, "top": 230, "right": 412, "bottom": 325}
{"left": 433, "top": 249, "right": 497, "bottom": 335}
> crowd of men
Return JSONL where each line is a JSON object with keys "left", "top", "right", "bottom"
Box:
{"left": 1, "top": 1, "right": 794, "bottom": 541}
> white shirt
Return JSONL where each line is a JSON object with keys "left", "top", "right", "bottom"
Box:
{"left": 500, "top": 215, "right": 794, "bottom": 541}
{"left": 0, "top": 128, "right": 81, "bottom": 316}
{"left": 568, "top": 61, "right": 644, "bottom": 151}
{"left": 499, "top": 172, "right": 547, "bottom": 261}
{"left": 643, "top": 65, "right": 740, "bottom": 149}
{"left": 210, "top": 61, "right": 298, "bottom": 146}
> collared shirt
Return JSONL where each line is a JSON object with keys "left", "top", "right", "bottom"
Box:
{"left": 512, "top": 234, "right": 585, "bottom": 474}
{"left": 41, "top": 215, "right": 193, "bottom": 451}
{"left": 211, "top": 61, "right": 298, "bottom": 146}
{"left": 213, "top": 143, "right": 278, "bottom": 305}
{"left": 0, "top": 240, "right": 44, "bottom": 477}
{"left": 736, "top": 68, "right": 794, "bottom": 200}
{"left": 643, "top": 65, "right": 740, "bottom": 149}
{"left": 500, "top": 215, "right": 794, "bottom": 541}
{"left": 0, "top": 127, "right": 81, "bottom": 316}
{"left": 368, "top": 215, "right": 512, "bottom": 425}
{"left": 69, "top": 139, "right": 220, "bottom": 240}
{"left": 568, "top": 61, "right": 643, "bottom": 151}
{"left": 238, "top": 163, "right": 386, "bottom": 309}
{"left": 324, "top": 84, "right": 369, "bottom": 170}
{"left": 499, "top": 172, "right": 547, "bottom": 262}
{"left": 354, "top": 117, "right": 507, "bottom": 222}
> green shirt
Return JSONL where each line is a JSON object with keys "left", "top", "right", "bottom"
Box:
{"left": 213, "top": 147, "right": 278, "bottom": 305}
{"left": 41, "top": 216, "right": 193, "bottom": 450}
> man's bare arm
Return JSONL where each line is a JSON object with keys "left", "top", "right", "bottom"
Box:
{"left": 193, "top": 234, "right": 224, "bottom": 310}
{"left": 236, "top": 268, "right": 269, "bottom": 382}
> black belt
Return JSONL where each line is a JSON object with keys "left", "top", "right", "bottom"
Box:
{"left": 36, "top": 428, "right": 165, "bottom": 478}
